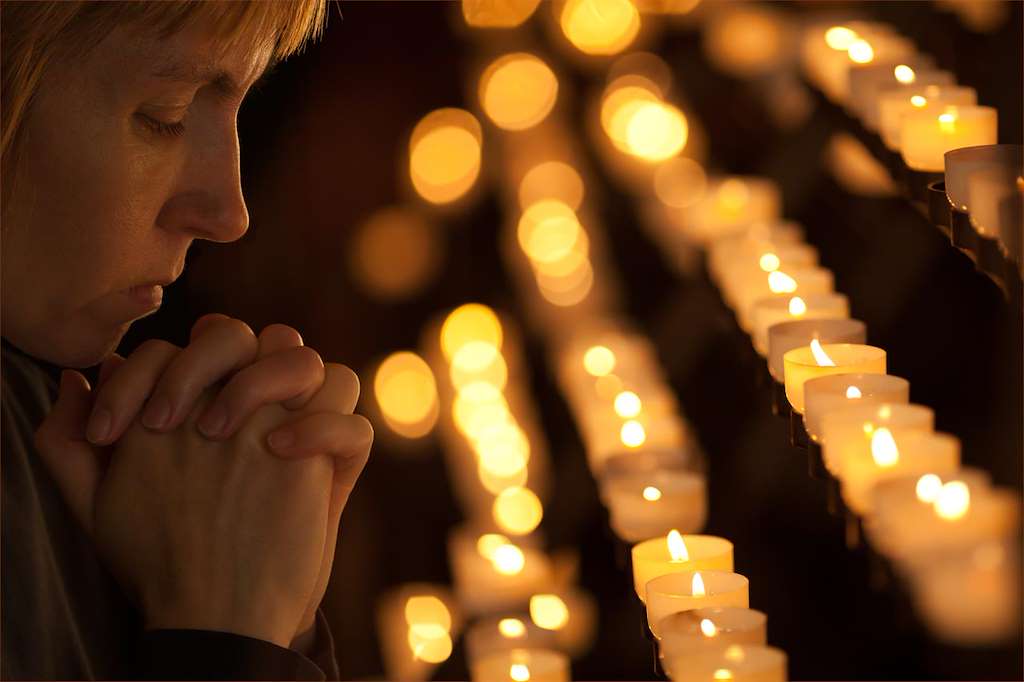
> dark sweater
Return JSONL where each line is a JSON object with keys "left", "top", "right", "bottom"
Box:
{"left": 1, "top": 340, "right": 341, "bottom": 680}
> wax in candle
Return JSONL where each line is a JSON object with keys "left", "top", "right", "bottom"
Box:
{"left": 879, "top": 84, "right": 975, "bottom": 150}
{"left": 604, "top": 469, "right": 708, "bottom": 543}
{"left": 646, "top": 570, "right": 749, "bottom": 635}
{"left": 901, "top": 104, "right": 998, "bottom": 172}
{"left": 470, "top": 647, "right": 570, "bottom": 682}
{"left": 820, "top": 402, "right": 933, "bottom": 480}
{"left": 717, "top": 242, "right": 820, "bottom": 308}
{"left": 632, "top": 533, "right": 734, "bottom": 601}
{"left": 866, "top": 69, "right": 955, "bottom": 130}
{"left": 767, "top": 319, "right": 867, "bottom": 383}
{"left": 783, "top": 343, "right": 886, "bottom": 413}
{"left": 803, "top": 373, "right": 910, "bottom": 443}
{"left": 665, "top": 644, "right": 787, "bottom": 682}
{"left": 657, "top": 607, "right": 767, "bottom": 673}
{"left": 847, "top": 57, "right": 936, "bottom": 122}
{"left": 736, "top": 266, "right": 835, "bottom": 332}
{"left": 750, "top": 292, "right": 850, "bottom": 357}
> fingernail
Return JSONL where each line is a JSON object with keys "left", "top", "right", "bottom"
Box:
{"left": 86, "top": 407, "right": 112, "bottom": 444}
{"left": 267, "top": 429, "right": 295, "bottom": 451}
{"left": 197, "top": 406, "right": 227, "bottom": 439}
{"left": 141, "top": 397, "right": 171, "bottom": 430}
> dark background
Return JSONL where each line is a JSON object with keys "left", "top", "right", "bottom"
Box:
{"left": 121, "top": 2, "right": 1023, "bottom": 679}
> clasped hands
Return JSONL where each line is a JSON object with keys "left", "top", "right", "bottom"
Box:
{"left": 34, "top": 313, "right": 373, "bottom": 652}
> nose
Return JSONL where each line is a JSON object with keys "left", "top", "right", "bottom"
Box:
{"left": 156, "top": 118, "right": 250, "bottom": 244}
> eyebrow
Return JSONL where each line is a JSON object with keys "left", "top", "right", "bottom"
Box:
{"left": 151, "top": 58, "right": 272, "bottom": 99}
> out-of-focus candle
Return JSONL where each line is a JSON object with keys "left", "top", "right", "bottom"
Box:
{"left": 377, "top": 584, "right": 460, "bottom": 679}
{"left": 736, "top": 266, "right": 836, "bottom": 332}
{"left": 846, "top": 57, "right": 935, "bottom": 122}
{"left": 665, "top": 644, "right": 787, "bottom": 682}
{"left": 750, "top": 293, "right": 850, "bottom": 356}
{"left": 604, "top": 468, "right": 708, "bottom": 543}
{"left": 646, "top": 570, "right": 749, "bottom": 635}
{"left": 944, "top": 144, "right": 1021, "bottom": 211}
{"left": 820, "top": 402, "right": 934, "bottom": 480}
{"left": 448, "top": 526, "right": 552, "bottom": 615}
{"left": 657, "top": 607, "right": 767, "bottom": 670}
{"left": 901, "top": 104, "right": 998, "bottom": 172}
{"left": 631, "top": 532, "right": 734, "bottom": 601}
{"left": 866, "top": 69, "right": 955, "bottom": 130}
{"left": 471, "top": 647, "right": 570, "bottom": 682}
{"left": 966, "top": 163, "right": 1024, "bottom": 256}
{"left": 679, "top": 177, "right": 782, "bottom": 245}
{"left": 718, "top": 242, "right": 820, "bottom": 309}
{"left": 707, "top": 221, "right": 806, "bottom": 286}
{"left": 465, "top": 615, "right": 556, "bottom": 663}
{"left": 803, "top": 373, "right": 910, "bottom": 443}
{"left": 767, "top": 319, "right": 867, "bottom": 384}
{"left": 783, "top": 342, "right": 886, "bottom": 413}
{"left": 879, "top": 84, "right": 975, "bottom": 150}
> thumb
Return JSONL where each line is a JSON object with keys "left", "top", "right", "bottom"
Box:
{"left": 34, "top": 370, "right": 106, "bottom": 537}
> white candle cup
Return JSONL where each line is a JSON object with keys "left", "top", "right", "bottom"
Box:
{"left": 866, "top": 69, "right": 956, "bottom": 131}
{"left": 665, "top": 644, "right": 787, "bottom": 682}
{"left": 944, "top": 143, "right": 1021, "bottom": 211}
{"left": 600, "top": 447, "right": 694, "bottom": 482}
{"left": 605, "top": 468, "right": 708, "bottom": 544}
{"left": 750, "top": 293, "right": 850, "bottom": 357}
{"left": 803, "top": 373, "right": 910, "bottom": 443}
{"left": 783, "top": 343, "right": 886, "bottom": 414}
{"left": 645, "top": 570, "right": 750, "bottom": 636}
{"left": 465, "top": 615, "right": 556, "bottom": 664}
{"left": 679, "top": 177, "right": 782, "bottom": 246}
{"left": 448, "top": 525, "right": 552, "bottom": 616}
{"left": 819, "top": 400, "right": 933, "bottom": 480}
{"left": 846, "top": 57, "right": 935, "bottom": 122}
{"left": 470, "top": 647, "right": 570, "bottom": 682}
{"left": 631, "top": 534, "right": 734, "bottom": 602}
{"left": 909, "top": 538, "right": 1022, "bottom": 646}
{"left": 767, "top": 318, "right": 867, "bottom": 383}
{"left": 585, "top": 412, "right": 688, "bottom": 474}
{"left": 901, "top": 104, "right": 998, "bottom": 172}
{"left": 967, "top": 164, "right": 1023, "bottom": 259}
{"left": 879, "top": 84, "right": 976, "bottom": 151}
{"left": 719, "top": 242, "right": 821, "bottom": 310}
{"left": 736, "top": 266, "right": 836, "bottom": 332}
{"left": 843, "top": 430, "right": 961, "bottom": 516}
{"left": 657, "top": 607, "right": 767, "bottom": 669}
{"left": 707, "top": 221, "right": 807, "bottom": 286}
{"left": 866, "top": 467, "right": 991, "bottom": 557}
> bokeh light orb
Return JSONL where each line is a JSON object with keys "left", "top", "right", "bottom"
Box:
{"left": 374, "top": 352, "right": 439, "bottom": 438}
{"left": 560, "top": 0, "right": 642, "bottom": 56}
{"left": 409, "top": 108, "right": 482, "bottom": 204}
{"left": 480, "top": 53, "right": 559, "bottom": 131}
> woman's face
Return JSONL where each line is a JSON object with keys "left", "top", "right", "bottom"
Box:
{"left": 1, "top": 20, "right": 271, "bottom": 368}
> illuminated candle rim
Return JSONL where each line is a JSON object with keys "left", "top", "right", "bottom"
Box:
{"left": 783, "top": 343, "right": 885, "bottom": 369}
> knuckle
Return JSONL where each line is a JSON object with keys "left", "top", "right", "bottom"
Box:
{"left": 291, "top": 346, "right": 325, "bottom": 376}
{"left": 137, "top": 338, "right": 179, "bottom": 359}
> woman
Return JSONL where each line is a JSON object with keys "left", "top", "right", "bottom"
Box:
{"left": 1, "top": 2, "right": 372, "bottom": 679}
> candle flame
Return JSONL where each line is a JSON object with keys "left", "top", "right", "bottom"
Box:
{"left": 846, "top": 385, "right": 862, "bottom": 399}
{"left": 725, "top": 645, "right": 746, "bottom": 662}
{"left": 700, "top": 618, "right": 718, "bottom": 637}
{"left": 477, "top": 533, "right": 511, "bottom": 559}
{"left": 492, "top": 543, "right": 526, "bottom": 575}
{"left": 848, "top": 39, "right": 874, "bottom": 63}
{"left": 759, "top": 252, "right": 780, "bottom": 272}
{"left": 620, "top": 419, "right": 646, "bottom": 447}
{"left": 809, "top": 338, "right": 836, "bottom": 367}
{"left": 894, "top": 64, "right": 916, "bottom": 84}
{"left": 643, "top": 486, "right": 663, "bottom": 501}
{"left": 668, "top": 529, "right": 689, "bottom": 561}
{"left": 499, "top": 618, "right": 526, "bottom": 638}
{"left": 910, "top": 95, "right": 927, "bottom": 108}
{"left": 510, "top": 663, "right": 531, "bottom": 681}
{"left": 935, "top": 480, "right": 970, "bottom": 520}
{"left": 938, "top": 110, "right": 957, "bottom": 133}
{"left": 692, "top": 571, "right": 706, "bottom": 596}
{"left": 713, "top": 669, "right": 733, "bottom": 680}
{"left": 530, "top": 594, "right": 570, "bottom": 630}
{"left": 915, "top": 473, "right": 943, "bottom": 503}
{"left": 768, "top": 270, "right": 797, "bottom": 293}
{"left": 824, "top": 26, "right": 857, "bottom": 50}
{"left": 870, "top": 427, "right": 899, "bottom": 467}
{"left": 614, "top": 390, "right": 642, "bottom": 418}
{"left": 878, "top": 405, "right": 892, "bottom": 420}
{"left": 788, "top": 296, "right": 807, "bottom": 317}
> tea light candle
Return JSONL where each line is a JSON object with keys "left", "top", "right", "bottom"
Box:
{"left": 736, "top": 266, "right": 836, "bottom": 332}
{"left": 750, "top": 292, "right": 850, "bottom": 357}
{"left": 680, "top": 177, "right": 782, "bottom": 245}
{"left": 901, "top": 104, "right": 998, "bottom": 172}
{"left": 707, "top": 221, "right": 806, "bottom": 286}
{"left": 803, "top": 373, "right": 910, "bottom": 443}
{"left": 767, "top": 319, "right": 867, "bottom": 383}
{"left": 529, "top": 589, "right": 598, "bottom": 658}
{"left": 377, "top": 584, "right": 460, "bottom": 679}
{"left": 448, "top": 525, "right": 552, "bottom": 616}
{"left": 879, "top": 84, "right": 976, "bottom": 150}
{"left": 783, "top": 342, "right": 886, "bottom": 413}
{"left": 657, "top": 607, "right": 767, "bottom": 666}
{"left": 866, "top": 69, "right": 956, "bottom": 130}
{"left": 846, "top": 57, "right": 935, "bottom": 122}
{"left": 665, "top": 644, "right": 787, "bottom": 682}
{"left": 646, "top": 570, "right": 749, "bottom": 635}
{"left": 719, "top": 242, "right": 821, "bottom": 309}
{"left": 471, "top": 647, "right": 570, "bottom": 682}
{"left": 631, "top": 532, "right": 734, "bottom": 601}
{"left": 843, "top": 430, "right": 961, "bottom": 516}
{"left": 820, "top": 402, "right": 934, "bottom": 480}
{"left": 967, "top": 164, "right": 1023, "bottom": 253}
{"left": 944, "top": 144, "right": 1021, "bottom": 212}
{"left": 604, "top": 469, "right": 708, "bottom": 543}
{"left": 465, "top": 616, "right": 556, "bottom": 663}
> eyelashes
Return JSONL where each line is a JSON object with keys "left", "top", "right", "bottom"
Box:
{"left": 137, "top": 113, "right": 186, "bottom": 138}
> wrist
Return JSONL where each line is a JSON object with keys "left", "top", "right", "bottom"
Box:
{"left": 144, "top": 602, "right": 296, "bottom": 649}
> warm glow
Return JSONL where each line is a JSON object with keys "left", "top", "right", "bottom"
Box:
{"left": 560, "top": 0, "right": 641, "bottom": 56}
{"left": 409, "top": 109, "right": 482, "bottom": 204}
{"left": 530, "top": 594, "right": 570, "bottom": 630}
{"left": 492, "top": 543, "right": 527, "bottom": 575}
{"left": 870, "top": 427, "right": 899, "bottom": 467}
{"left": 405, "top": 596, "right": 452, "bottom": 631}
{"left": 517, "top": 200, "right": 583, "bottom": 264}
{"left": 499, "top": 618, "right": 527, "bottom": 638}
{"left": 759, "top": 252, "right": 781, "bottom": 272}
{"left": 594, "top": 373, "right": 624, "bottom": 399}
{"left": 408, "top": 624, "right": 453, "bottom": 663}
{"left": 614, "top": 390, "right": 642, "bottom": 417}
{"left": 809, "top": 338, "right": 836, "bottom": 367}
{"left": 938, "top": 110, "right": 958, "bottom": 133}
{"left": 510, "top": 663, "right": 531, "bottom": 682}
{"left": 701, "top": 618, "right": 718, "bottom": 637}
{"left": 667, "top": 529, "right": 689, "bottom": 562}
{"left": 846, "top": 385, "right": 862, "bottom": 399}
{"left": 767, "top": 270, "right": 797, "bottom": 293}
{"left": 654, "top": 157, "right": 707, "bottom": 208}
{"left": 643, "top": 486, "right": 662, "bottom": 502}
{"left": 583, "top": 345, "right": 616, "bottom": 376}
{"left": 934, "top": 481, "right": 970, "bottom": 520}
{"left": 713, "top": 669, "right": 733, "bottom": 680}
{"left": 374, "top": 352, "right": 439, "bottom": 438}
{"left": 788, "top": 296, "right": 807, "bottom": 317}
{"left": 623, "top": 101, "right": 688, "bottom": 162}
{"left": 910, "top": 95, "right": 927, "bottom": 108}
{"left": 476, "top": 424, "right": 531, "bottom": 478}
{"left": 441, "top": 304, "right": 503, "bottom": 362}
{"left": 351, "top": 206, "right": 440, "bottom": 301}
{"left": 718, "top": 179, "right": 750, "bottom": 213}
{"left": 477, "top": 533, "right": 512, "bottom": 560}
{"left": 692, "top": 572, "right": 706, "bottom": 597}
{"left": 894, "top": 64, "right": 916, "bottom": 84}
{"left": 620, "top": 419, "right": 647, "bottom": 447}
{"left": 480, "top": 53, "right": 558, "bottom": 131}
{"left": 824, "top": 26, "right": 857, "bottom": 50}
{"left": 453, "top": 382, "right": 510, "bottom": 439}
{"left": 519, "top": 161, "right": 585, "bottom": 211}
{"left": 493, "top": 486, "right": 544, "bottom": 535}
{"left": 848, "top": 39, "right": 874, "bottom": 64}
{"left": 462, "top": 0, "right": 541, "bottom": 27}
{"left": 915, "top": 473, "right": 943, "bottom": 503}
{"left": 450, "top": 340, "right": 508, "bottom": 391}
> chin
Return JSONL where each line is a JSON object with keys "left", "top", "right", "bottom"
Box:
{"left": 8, "top": 318, "right": 131, "bottom": 370}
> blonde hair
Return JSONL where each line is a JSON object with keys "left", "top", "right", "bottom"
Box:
{"left": 1, "top": 0, "right": 328, "bottom": 205}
